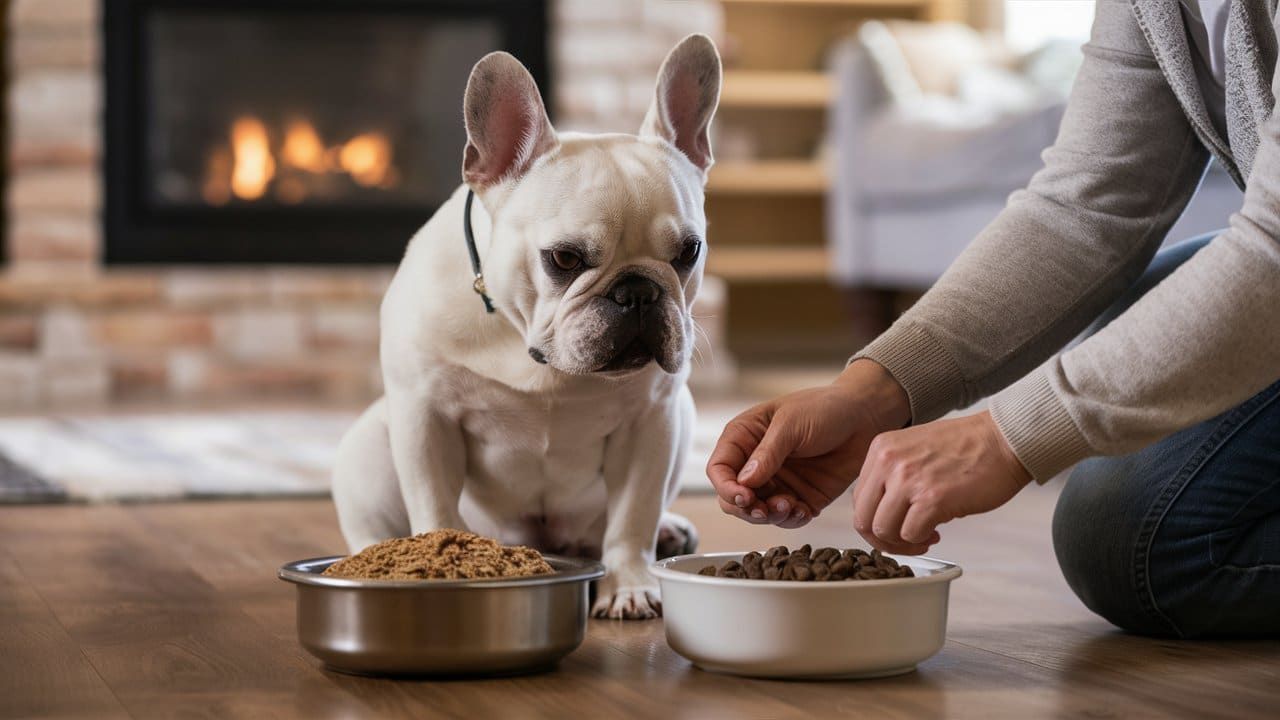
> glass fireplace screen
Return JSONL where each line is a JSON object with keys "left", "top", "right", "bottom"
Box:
{"left": 147, "top": 11, "right": 497, "bottom": 210}
{"left": 104, "top": 0, "right": 548, "bottom": 264}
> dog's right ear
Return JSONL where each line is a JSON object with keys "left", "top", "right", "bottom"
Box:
{"left": 462, "top": 52, "right": 558, "bottom": 190}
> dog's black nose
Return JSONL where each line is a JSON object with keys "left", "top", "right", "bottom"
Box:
{"left": 608, "top": 275, "right": 661, "bottom": 308}
{"left": 528, "top": 347, "right": 547, "bottom": 364}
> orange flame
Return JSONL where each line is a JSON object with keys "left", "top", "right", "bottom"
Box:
{"left": 339, "top": 132, "right": 393, "bottom": 187}
{"left": 281, "top": 118, "right": 327, "bottom": 173}
{"left": 204, "top": 116, "right": 399, "bottom": 204}
{"left": 230, "top": 116, "right": 275, "bottom": 200}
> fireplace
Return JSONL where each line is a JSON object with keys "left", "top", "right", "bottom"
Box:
{"left": 103, "top": 0, "right": 549, "bottom": 265}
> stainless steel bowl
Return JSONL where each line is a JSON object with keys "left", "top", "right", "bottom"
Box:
{"left": 278, "top": 555, "right": 605, "bottom": 676}
{"left": 652, "top": 551, "right": 962, "bottom": 679}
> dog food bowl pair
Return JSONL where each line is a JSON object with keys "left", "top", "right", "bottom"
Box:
{"left": 650, "top": 551, "right": 962, "bottom": 679}
{"left": 278, "top": 555, "right": 605, "bottom": 676}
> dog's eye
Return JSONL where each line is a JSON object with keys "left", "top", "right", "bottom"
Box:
{"left": 674, "top": 239, "right": 701, "bottom": 267}
{"left": 551, "top": 250, "right": 582, "bottom": 271}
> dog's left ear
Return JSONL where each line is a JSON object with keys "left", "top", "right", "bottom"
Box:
{"left": 641, "top": 34, "right": 722, "bottom": 179}
{"left": 463, "top": 52, "right": 558, "bottom": 190}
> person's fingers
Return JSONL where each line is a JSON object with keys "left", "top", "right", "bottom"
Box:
{"left": 707, "top": 407, "right": 771, "bottom": 500}
{"left": 871, "top": 480, "right": 911, "bottom": 549}
{"left": 852, "top": 473, "right": 883, "bottom": 543}
{"left": 763, "top": 492, "right": 799, "bottom": 523}
{"left": 707, "top": 460, "right": 758, "bottom": 511}
{"left": 738, "top": 410, "right": 799, "bottom": 489}
{"left": 900, "top": 498, "right": 946, "bottom": 546}
{"left": 717, "top": 495, "right": 770, "bottom": 524}
{"left": 775, "top": 503, "right": 814, "bottom": 529}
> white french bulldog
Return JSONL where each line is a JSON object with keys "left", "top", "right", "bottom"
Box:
{"left": 331, "top": 34, "right": 721, "bottom": 619}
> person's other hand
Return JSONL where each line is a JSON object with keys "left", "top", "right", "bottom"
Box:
{"left": 706, "top": 360, "right": 910, "bottom": 528}
{"left": 853, "top": 410, "right": 1032, "bottom": 554}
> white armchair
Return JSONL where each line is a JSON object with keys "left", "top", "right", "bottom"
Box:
{"left": 826, "top": 20, "right": 1241, "bottom": 290}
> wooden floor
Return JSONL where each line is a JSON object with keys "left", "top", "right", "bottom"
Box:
{"left": 3, "top": 487, "right": 1278, "bottom": 719}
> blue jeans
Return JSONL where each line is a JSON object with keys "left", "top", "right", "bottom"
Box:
{"left": 1052, "top": 233, "right": 1280, "bottom": 639}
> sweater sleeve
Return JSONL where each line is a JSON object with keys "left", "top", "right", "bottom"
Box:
{"left": 853, "top": 2, "right": 1210, "bottom": 457}
{"left": 987, "top": 13, "right": 1280, "bottom": 480}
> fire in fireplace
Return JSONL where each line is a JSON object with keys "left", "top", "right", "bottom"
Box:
{"left": 201, "top": 116, "right": 398, "bottom": 207}
{"left": 104, "top": 0, "right": 549, "bottom": 265}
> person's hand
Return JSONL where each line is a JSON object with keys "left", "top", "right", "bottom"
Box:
{"left": 706, "top": 360, "right": 910, "bottom": 528}
{"left": 852, "top": 410, "right": 1032, "bottom": 554}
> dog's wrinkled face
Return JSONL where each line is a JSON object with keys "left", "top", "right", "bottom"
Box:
{"left": 460, "top": 35, "right": 721, "bottom": 377}
{"left": 491, "top": 137, "right": 706, "bottom": 375}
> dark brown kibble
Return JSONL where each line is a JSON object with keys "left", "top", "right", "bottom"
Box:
{"left": 814, "top": 547, "right": 839, "bottom": 565}
{"left": 698, "top": 546, "right": 917, "bottom": 582}
{"left": 716, "top": 560, "right": 743, "bottom": 578}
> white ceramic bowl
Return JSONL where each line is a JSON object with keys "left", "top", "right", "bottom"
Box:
{"left": 651, "top": 551, "right": 962, "bottom": 679}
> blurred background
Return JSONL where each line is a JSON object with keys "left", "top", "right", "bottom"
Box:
{"left": 0, "top": 0, "right": 1241, "bottom": 501}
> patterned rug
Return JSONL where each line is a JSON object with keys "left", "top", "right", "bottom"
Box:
{"left": 0, "top": 405, "right": 737, "bottom": 503}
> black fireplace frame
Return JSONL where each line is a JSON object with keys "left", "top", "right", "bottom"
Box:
{"left": 103, "top": 0, "right": 549, "bottom": 265}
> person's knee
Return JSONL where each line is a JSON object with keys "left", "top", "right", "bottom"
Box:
{"left": 1053, "top": 458, "right": 1178, "bottom": 636}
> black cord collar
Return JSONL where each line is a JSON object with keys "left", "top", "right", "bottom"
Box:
{"left": 463, "top": 190, "right": 495, "bottom": 314}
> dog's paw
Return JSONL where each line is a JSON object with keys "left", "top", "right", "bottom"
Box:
{"left": 592, "top": 585, "right": 662, "bottom": 620}
{"left": 656, "top": 511, "right": 699, "bottom": 559}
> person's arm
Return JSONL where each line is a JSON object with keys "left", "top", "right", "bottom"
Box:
{"left": 987, "top": 14, "right": 1280, "bottom": 479}
{"left": 855, "top": 0, "right": 1210, "bottom": 435}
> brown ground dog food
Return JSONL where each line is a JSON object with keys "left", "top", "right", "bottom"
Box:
{"left": 696, "top": 545, "right": 914, "bottom": 581}
{"left": 323, "top": 529, "right": 554, "bottom": 580}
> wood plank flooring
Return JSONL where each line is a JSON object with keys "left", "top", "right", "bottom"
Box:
{"left": 2, "top": 486, "right": 1277, "bottom": 719}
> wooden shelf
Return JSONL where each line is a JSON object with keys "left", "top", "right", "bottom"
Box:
{"left": 721, "top": 71, "right": 833, "bottom": 108}
{"left": 707, "top": 246, "right": 830, "bottom": 281}
{"left": 707, "top": 160, "right": 828, "bottom": 195}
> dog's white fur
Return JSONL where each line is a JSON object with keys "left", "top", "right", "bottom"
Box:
{"left": 332, "top": 35, "right": 721, "bottom": 619}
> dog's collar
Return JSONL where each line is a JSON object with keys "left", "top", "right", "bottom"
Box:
{"left": 463, "top": 190, "right": 495, "bottom": 314}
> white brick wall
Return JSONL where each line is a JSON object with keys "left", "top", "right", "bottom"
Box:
{"left": 553, "top": 0, "right": 723, "bottom": 133}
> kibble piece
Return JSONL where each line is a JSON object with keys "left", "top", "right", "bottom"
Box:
{"left": 763, "top": 565, "right": 782, "bottom": 580}
{"left": 830, "top": 559, "right": 854, "bottom": 579}
{"left": 795, "top": 544, "right": 813, "bottom": 561}
{"left": 792, "top": 565, "right": 813, "bottom": 582}
{"left": 716, "top": 560, "right": 743, "bottom": 578}
{"left": 698, "top": 565, "right": 718, "bottom": 576}
{"left": 765, "top": 545, "right": 788, "bottom": 563}
{"left": 812, "top": 562, "right": 831, "bottom": 581}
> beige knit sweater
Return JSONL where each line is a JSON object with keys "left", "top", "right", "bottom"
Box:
{"left": 854, "top": 0, "right": 1280, "bottom": 480}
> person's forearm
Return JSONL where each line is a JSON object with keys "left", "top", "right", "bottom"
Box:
{"left": 990, "top": 26, "right": 1280, "bottom": 480}
{"left": 835, "top": 359, "right": 910, "bottom": 431}
{"left": 854, "top": 0, "right": 1209, "bottom": 424}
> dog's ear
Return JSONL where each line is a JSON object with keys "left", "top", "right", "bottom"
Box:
{"left": 462, "top": 52, "right": 558, "bottom": 189}
{"left": 641, "top": 34, "right": 722, "bottom": 178}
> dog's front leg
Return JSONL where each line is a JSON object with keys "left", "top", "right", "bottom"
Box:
{"left": 593, "top": 403, "right": 685, "bottom": 620}
{"left": 385, "top": 386, "right": 468, "bottom": 534}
